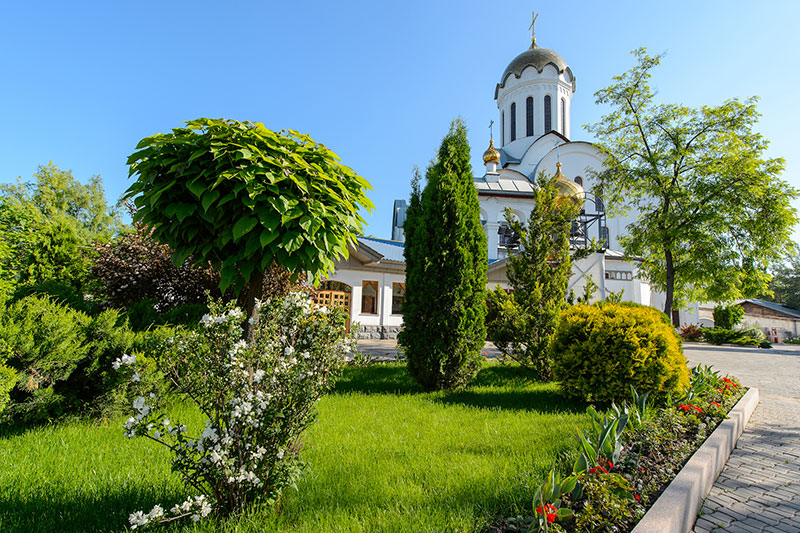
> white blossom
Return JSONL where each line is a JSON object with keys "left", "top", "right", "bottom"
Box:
{"left": 129, "top": 510, "right": 148, "bottom": 529}
{"left": 147, "top": 504, "right": 165, "bottom": 520}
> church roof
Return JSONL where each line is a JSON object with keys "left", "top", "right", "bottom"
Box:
{"left": 358, "top": 236, "right": 405, "bottom": 263}
{"left": 495, "top": 45, "right": 573, "bottom": 98}
{"left": 474, "top": 171, "right": 535, "bottom": 195}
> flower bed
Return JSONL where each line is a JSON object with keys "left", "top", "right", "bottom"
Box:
{"left": 491, "top": 366, "right": 746, "bottom": 532}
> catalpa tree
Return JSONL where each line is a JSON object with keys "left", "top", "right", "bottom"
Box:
{"left": 126, "top": 118, "right": 373, "bottom": 338}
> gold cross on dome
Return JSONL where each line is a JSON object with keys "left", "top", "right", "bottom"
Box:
{"left": 529, "top": 10, "right": 539, "bottom": 46}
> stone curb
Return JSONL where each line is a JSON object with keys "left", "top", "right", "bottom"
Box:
{"left": 631, "top": 387, "right": 759, "bottom": 533}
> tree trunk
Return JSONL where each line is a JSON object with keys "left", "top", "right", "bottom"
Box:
{"left": 664, "top": 247, "right": 676, "bottom": 326}
{"left": 239, "top": 272, "right": 264, "bottom": 343}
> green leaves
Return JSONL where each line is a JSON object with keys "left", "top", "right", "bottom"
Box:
{"left": 588, "top": 48, "right": 798, "bottom": 316}
{"left": 125, "top": 118, "right": 373, "bottom": 297}
{"left": 232, "top": 216, "right": 258, "bottom": 242}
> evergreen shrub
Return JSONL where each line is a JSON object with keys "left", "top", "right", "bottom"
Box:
{"left": 0, "top": 343, "right": 16, "bottom": 415}
{"left": 712, "top": 304, "right": 745, "bottom": 330}
{"left": 399, "top": 119, "right": 487, "bottom": 390}
{"left": 0, "top": 295, "right": 166, "bottom": 422}
{"left": 551, "top": 303, "right": 689, "bottom": 403}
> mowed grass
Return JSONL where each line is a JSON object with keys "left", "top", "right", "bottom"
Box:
{"left": 0, "top": 363, "right": 590, "bottom": 533}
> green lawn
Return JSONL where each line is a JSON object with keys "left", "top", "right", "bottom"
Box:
{"left": 0, "top": 363, "right": 590, "bottom": 533}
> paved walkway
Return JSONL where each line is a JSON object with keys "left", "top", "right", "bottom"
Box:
{"left": 356, "top": 339, "right": 503, "bottom": 360}
{"left": 684, "top": 344, "right": 800, "bottom": 533}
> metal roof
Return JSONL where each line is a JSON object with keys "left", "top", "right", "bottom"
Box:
{"left": 739, "top": 299, "right": 800, "bottom": 319}
{"left": 358, "top": 237, "right": 405, "bottom": 263}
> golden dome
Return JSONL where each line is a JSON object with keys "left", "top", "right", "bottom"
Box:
{"left": 483, "top": 139, "right": 500, "bottom": 164}
{"left": 553, "top": 162, "right": 584, "bottom": 204}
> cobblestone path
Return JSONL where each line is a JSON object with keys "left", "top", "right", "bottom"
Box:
{"left": 685, "top": 344, "right": 800, "bottom": 533}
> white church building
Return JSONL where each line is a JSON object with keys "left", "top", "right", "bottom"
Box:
{"left": 317, "top": 30, "right": 701, "bottom": 338}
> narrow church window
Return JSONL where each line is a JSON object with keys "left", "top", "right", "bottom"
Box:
{"left": 391, "top": 283, "right": 406, "bottom": 315}
{"left": 361, "top": 280, "right": 378, "bottom": 315}
{"left": 526, "top": 96, "right": 534, "bottom": 136}
{"left": 510, "top": 102, "right": 517, "bottom": 142}
{"left": 574, "top": 176, "right": 583, "bottom": 186}
{"left": 501, "top": 111, "right": 505, "bottom": 146}
{"left": 544, "top": 95, "right": 552, "bottom": 132}
{"left": 561, "top": 98, "right": 566, "bottom": 134}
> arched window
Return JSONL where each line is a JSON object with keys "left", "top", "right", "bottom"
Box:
{"left": 561, "top": 98, "right": 566, "bottom": 134}
{"left": 526, "top": 97, "right": 534, "bottom": 136}
{"left": 510, "top": 102, "right": 517, "bottom": 142}
{"left": 544, "top": 95, "right": 552, "bottom": 132}
{"left": 574, "top": 176, "right": 583, "bottom": 186}
{"left": 501, "top": 111, "right": 505, "bottom": 146}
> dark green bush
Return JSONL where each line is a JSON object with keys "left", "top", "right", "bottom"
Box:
{"left": 125, "top": 299, "right": 208, "bottom": 331}
{"left": 0, "top": 296, "right": 91, "bottom": 421}
{"left": 712, "top": 304, "right": 744, "bottom": 330}
{"left": 700, "top": 327, "right": 763, "bottom": 346}
{"left": 0, "top": 295, "right": 168, "bottom": 423}
{"left": 10, "top": 279, "right": 99, "bottom": 315}
{"left": 0, "top": 342, "right": 16, "bottom": 415}
{"left": 551, "top": 304, "right": 689, "bottom": 403}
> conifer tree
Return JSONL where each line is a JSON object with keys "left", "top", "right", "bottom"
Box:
{"left": 398, "top": 119, "right": 487, "bottom": 390}
{"left": 486, "top": 172, "right": 579, "bottom": 380}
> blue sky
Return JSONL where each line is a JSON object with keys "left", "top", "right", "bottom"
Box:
{"left": 2, "top": 1, "right": 798, "bottom": 241}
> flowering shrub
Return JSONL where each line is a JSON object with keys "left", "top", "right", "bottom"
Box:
{"left": 117, "top": 292, "right": 352, "bottom": 528}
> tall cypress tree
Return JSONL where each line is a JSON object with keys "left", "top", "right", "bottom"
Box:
{"left": 398, "top": 118, "right": 487, "bottom": 390}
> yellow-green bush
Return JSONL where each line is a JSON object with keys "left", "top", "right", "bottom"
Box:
{"left": 551, "top": 304, "right": 689, "bottom": 403}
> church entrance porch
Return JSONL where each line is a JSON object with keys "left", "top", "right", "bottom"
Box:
{"left": 314, "top": 280, "right": 352, "bottom": 330}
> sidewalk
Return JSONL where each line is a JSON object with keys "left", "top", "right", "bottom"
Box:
{"left": 683, "top": 344, "right": 800, "bottom": 532}
{"left": 356, "top": 339, "right": 503, "bottom": 360}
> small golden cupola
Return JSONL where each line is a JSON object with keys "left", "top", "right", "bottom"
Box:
{"left": 483, "top": 139, "right": 500, "bottom": 174}
{"left": 552, "top": 162, "right": 584, "bottom": 204}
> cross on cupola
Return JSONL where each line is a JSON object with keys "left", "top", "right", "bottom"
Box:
{"left": 528, "top": 10, "right": 539, "bottom": 47}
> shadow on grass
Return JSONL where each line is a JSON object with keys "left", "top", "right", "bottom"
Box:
{"left": 332, "top": 363, "right": 587, "bottom": 414}
{"left": 0, "top": 486, "right": 183, "bottom": 533}
{"left": 332, "top": 364, "right": 420, "bottom": 395}
{"left": 435, "top": 388, "right": 587, "bottom": 414}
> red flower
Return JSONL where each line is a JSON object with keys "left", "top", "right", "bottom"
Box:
{"left": 711, "top": 401, "right": 720, "bottom": 407}
{"left": 588, "top": 465, "right": 609, "bottom": 474}
{"left": 721, "top": 377, "right": 737, "bottom": 387}
{"left": 536, "top": 503, "right": 557, "bottom": 522}
{"left": 634, "top": 494, "right": 640, "bottom": 501}
{"left": 535, "top": 503, "right": 557, "bottom": 515}
{"left": 679, "top": 403, "right": 702, "bottom": 413}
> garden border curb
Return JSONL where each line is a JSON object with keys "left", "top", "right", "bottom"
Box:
{"left": 631, "top": 387, "right": 759, "bottom": 533}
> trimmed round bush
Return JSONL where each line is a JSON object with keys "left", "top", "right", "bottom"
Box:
{"left": 551, "top": 303, "right": 689, "bottom": 402}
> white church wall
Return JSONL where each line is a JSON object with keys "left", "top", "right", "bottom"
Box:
{"left": 321, "top": 268, "right": 405, "bottom": 333}
{"left": 568, "top": 253, "right": 605, "bottom": 301}
{"left": 498, "top": 63, "right": 573, "bottom": 150}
